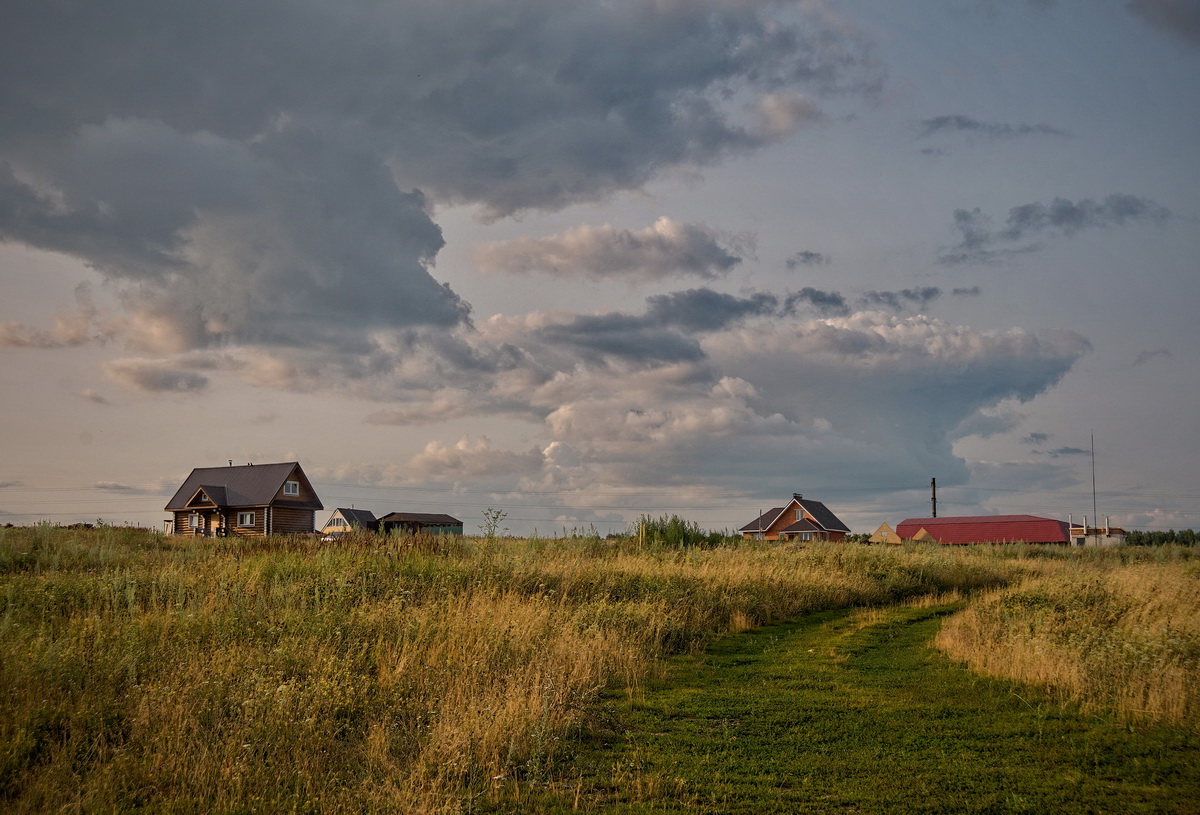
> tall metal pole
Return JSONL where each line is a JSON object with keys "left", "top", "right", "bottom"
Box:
{"left": 1091, "top": 432, "right": 1097, "bottom": 535}
{"left": 931, "top": 477, "right": 937, "bottom": 518}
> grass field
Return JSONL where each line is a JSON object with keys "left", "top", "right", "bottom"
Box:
{"left": 1, "top": 525, "right": 1197, "bottom": 813}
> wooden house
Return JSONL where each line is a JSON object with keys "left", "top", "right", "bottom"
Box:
{"left": 165, "top": 462, "right": 323, "bottom": 537}
{"left": 738, "top": 494, "right": 850, "bottom": 542}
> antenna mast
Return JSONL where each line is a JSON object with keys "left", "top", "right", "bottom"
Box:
{"left": 931, "top": 477, "right": 937, "bottom": 518}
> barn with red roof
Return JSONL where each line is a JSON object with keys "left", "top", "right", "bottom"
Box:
{"left": 895, "top": 515, "right": 1070, "bottom": 545}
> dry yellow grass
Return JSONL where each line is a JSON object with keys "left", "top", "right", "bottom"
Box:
{"left": 2, "top": 525, "right": 1195, "bottom": 812}
{"left": 935, "top": 554, "right": 1200, "bottom": 731}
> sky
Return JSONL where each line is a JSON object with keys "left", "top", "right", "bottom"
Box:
{"left": 2, "top": 0, "right": 1198, "bottom": 536}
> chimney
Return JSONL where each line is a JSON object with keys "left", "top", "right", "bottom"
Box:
{"left": 793, "top": 493, "right": 803, "bottom": 501}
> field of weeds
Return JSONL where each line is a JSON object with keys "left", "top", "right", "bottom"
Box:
{"left": 936, "top": 546, "right": 1200, "bottom": 731}
{"left": 0, "top": 525, "right": 1196, "bottom": 813}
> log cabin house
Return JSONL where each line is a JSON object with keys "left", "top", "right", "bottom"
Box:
{"left": 165, "top": 462, "right": 323, "bottom": 536}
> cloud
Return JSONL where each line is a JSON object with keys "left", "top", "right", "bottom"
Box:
{"left": 467, "top": 308, "right": 1091, "bottom": 500}
{"left": 1023, "top": 432, "right": 1051, "bottom": 445}
{"left": 786, "top": 251, "right": 831, "bottom": 268}
{"left": 1133, "top": 348, "right": 1173, "bottom": 366}
{"left": 0, "top": 284, "right": 115, "bottom": 348}
{"left": 0, "top": 0, "right": 881, "bottom": 370}
{"left": 78, "top": 389, "right": 110, "bottom": 405}
{"left": 104, "top": 359, "right": 210, "bottom": 393}
{"left": 941, "top": 194, "right": 1173, "bottom": 264}
{"left": 859, "top": 287, "right": 941, "bottom": 312}
{"left": 782, "top": 288, "right": 850, "bottom": 316}
{"left": 644, "top": 289, "right": 779, "bottom": 332}
{"left": 952, "top": 286, "right": 982, "bottom": 297}
{"left": 1127, "top": 0, "right": 1200, "bottom": 45}
{"left": 1041, "top": 446, "right": 1090, "bottom": 458}
{"left": 917, "top": 114, "right": 1071, "bottom": 140}
{"left": 474, "top": 218, "right": 743, "bottom": 282}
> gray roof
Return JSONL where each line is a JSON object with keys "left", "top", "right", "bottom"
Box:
{"left": 739, "top": 506, "right": 787, "bottom": 533}
{"left": 165, "top": 462, "right": 323, "bottom": 511}
{"left": 332, "top": 508, "right": 378, "bottom": 528}
{"left": 794, "top": 496, "right": 851, "bottom": 533}
{"left": 738, "top": 494, "right": 850, "bottom": 534}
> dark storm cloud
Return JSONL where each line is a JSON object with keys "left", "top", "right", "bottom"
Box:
{"left": 786, "top": 251, "right": 831, "bottom": 268}
{"left": 859, "top": 287, "right": 941, "bottom": 311}
{"left": 535, "top": 313, "right": 704, "bottom": 365}
{"left": 940, "top": 194, "right": 1172, "bottom": 264}
{"left": 917, "top": 114, "right": 1070, "bottom": 140}
{"left": 1128, "top": 0, "right": 1200, "bottom": 45}
{"left": 0, "top": 0, "right": 880, "bottom": 369}
{"left": 952, "top": 286, "right": 982, "bottom": 297}
{"left": 782, "top": 288, "right": 850, "bottom": 317}
{"left": 645, "top": 289, "right": 778, "bottom": 332}
{"left": 1023, "top": 432, "right": 1051, "bottom": 445}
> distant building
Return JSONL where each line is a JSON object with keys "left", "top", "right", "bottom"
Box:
{"left": 1068, "top": 518, "right": 1126, "bottom": 547}
{"left": 378, "top": 512, "right": 463, "bottom": 536}
{"left": 868, "top": 522, "right": 902, "bottom": 544}
{"left": 895, "top": 515, "right": 1069, "bottom": 545}
{"left": 320, "top": 508, "right": 379, "bottom": 536}
{"left": 739, "top": 494, "right": 850, "bottom": 541}
{"left": 165, "top": 462, "right": 323, "bottom": 537}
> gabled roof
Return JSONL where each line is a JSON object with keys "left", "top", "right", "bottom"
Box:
{"left": 165, "top": 462, "right": 323, "bottom": 511}
{"left": 378, "top": 512, "right": 462, "bottom": 525}
{"left": 333, "top": 508, "right": 378, "bottom": 528}
{"left": 895, "top": 515, "right": 1069, "bottom": 545}
{"left": 738, "top": 506, "right": 788, "bottom": 533}
{"left": 779, "top": 518, "right": 820, "bottom": 534}
{"left": 739, "top": 494, "right": 851, "bottom": 535}
{"left": 869, "top": 523, "right": 902, "bottom": 544}
{"left": 794, "top": 496, "right": 851, "bottom": 533}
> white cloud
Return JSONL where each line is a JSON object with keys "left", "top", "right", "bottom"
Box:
{"left": 474, "top": 217, "right": 743, "bottom": 282}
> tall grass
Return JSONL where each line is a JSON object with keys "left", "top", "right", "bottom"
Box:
{"left": 1, "top": 526, "right": 1014, "bottom": 813}
{"left": 935, "top": 548, "right": 1200, "bottom": 731}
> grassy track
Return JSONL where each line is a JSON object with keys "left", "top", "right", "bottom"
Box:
{"left": 524, "top": 604, "right": 1200, "bottom": 814}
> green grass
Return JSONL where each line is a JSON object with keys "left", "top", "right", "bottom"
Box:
{"left": 523, "top": 604, "right": 1200, "bottom": 813}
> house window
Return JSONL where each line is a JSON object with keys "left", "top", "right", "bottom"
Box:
{"left": 284, "top": 481, "right": 299, "bottom": 496}
{"left": 798, "top": 532, "right": 813, "bottom": 542}
{"left": 189, "top": 513, "right": 202, "bottom": 530}
{"left": 237, "top": 511, "right": 255, "bottom": 527}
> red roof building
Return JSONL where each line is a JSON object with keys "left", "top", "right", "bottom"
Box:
{"left": 895, "top": 515, "right": 1069, "bottom": 545}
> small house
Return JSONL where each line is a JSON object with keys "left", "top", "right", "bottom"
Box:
{"left": 165, "top": 462, "right": 323, "bottom": 536}
{"left": 869, "top": 522, "right": 903, "bottom": 544}
{"left": 739, "top": 494, "right": 850, "bottom": 542}
{"left": 321, "top": 508, "right": 379, "bottom": 536}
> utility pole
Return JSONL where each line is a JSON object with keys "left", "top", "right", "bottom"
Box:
{"left": 931, "top": 477, "right": 937, "bottom": 518}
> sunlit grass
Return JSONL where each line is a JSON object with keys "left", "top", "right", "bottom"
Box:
{"left": 1, "top": 526, "right": 1196, "bottom": 812}
{"left": 935, "top": 551, "right": 1200, "bottom": 731}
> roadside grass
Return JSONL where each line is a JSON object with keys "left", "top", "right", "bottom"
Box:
{"left": 519, "top": 604, "right": 1200, "bottom": 814}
